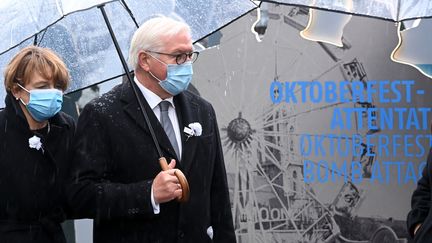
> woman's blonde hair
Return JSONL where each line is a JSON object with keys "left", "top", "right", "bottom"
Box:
{"left": 4, "top": 46, "right": 70, "bottom": 92}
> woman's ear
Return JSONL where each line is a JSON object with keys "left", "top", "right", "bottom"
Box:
{"left": 138, "top": 52, "right": 150, "bottom": 72}
{"left": 10, "top": 83, "right": 21, "bottom": 99}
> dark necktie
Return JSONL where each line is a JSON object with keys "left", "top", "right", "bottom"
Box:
{"left": 159, "top": 101, "right": 180, "bottom": 158}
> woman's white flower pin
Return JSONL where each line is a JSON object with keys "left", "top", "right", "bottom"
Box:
{"left": 184, "top": 122, "right": 202, "bottom": 140}
{"left": 29, "top": 135, "right": 43, "bottom": 151}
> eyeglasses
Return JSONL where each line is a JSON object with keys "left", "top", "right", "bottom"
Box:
{"left": 146, "top": 50, "right": 199, "bottom": 65}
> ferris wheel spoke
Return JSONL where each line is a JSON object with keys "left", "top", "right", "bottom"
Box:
{"left": 279, "top": 102, "right": 346, "bottom": 122}
{"left": 255, "top": 158, "right": 336, "bottom": 239}
{"left": 251, "top": 140, "right": 284, "bottom": 170}
{"left": 270, "top": 171, "right": 284, "bottom": 184}
{"left": 310, "top": 61, "right": 345, "bottom": 81}
{"left": 243, "top": 142, "right": 260, "bottom": 164}
{"left": 222, "top": 137, "right": 237, "bottom": 153}
{"left": 264, "top": 102, "right": 346, "bottom": 127}
{"left": 270, "top": 222, "right": 289, "bottom": 231}
{"left": 261, "top": 140, "right": 285, "bottom": 156}
{"left": 301, "top": 212, "right": 332, "bottom": 237}
{"left": 287, "top": 156, "right": 306, "bottom": 166}
{"left": 254, "top": 183, "right": 270, "bottom": 191}
{"left": 247, "top": 170, "right": 272, "bottom": 238}
{"left": 300, "top": 183, "right": 336, "bottom": 213}
{"left": 271, "top": 183, "right": 285, "bottom": 190}
{"left": 259, "top": 117, "right": 289, "bottom": 129}
{"left": 292, "top": 200, "right": 315, "bottom": 220}
{"left": 233, "top": 145, "right": 276, "bottom": 238}
{"left": 254, "top": 160, "right": 303, "bottom": 236}
{"left": 255, "top": 130, "right": 292, "bottom": 137}
{"left": 257, "top": 103, "right": 294, "bottom": 124}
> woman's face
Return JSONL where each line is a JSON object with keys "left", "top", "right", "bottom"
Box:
{"left": 14, "top": 71, "right": 57, "bottom": 104}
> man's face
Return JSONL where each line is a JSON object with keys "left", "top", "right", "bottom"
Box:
{"left": 148, "top": 30, "right": 193, "bottom": 82}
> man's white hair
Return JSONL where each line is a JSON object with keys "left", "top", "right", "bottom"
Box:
{"left": 128, "top": 16, "right": 191, "bottom": 69}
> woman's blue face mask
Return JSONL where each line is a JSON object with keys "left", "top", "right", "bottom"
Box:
{"left": 17, "top": 83, "right": 63, "bottom": 122}
{"left": 147, "top": 53, "right": 193, "bottom": 96}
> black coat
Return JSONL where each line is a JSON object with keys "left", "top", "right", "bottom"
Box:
{"left": 407, "top": 148, "right": 432, "bottom": 242}
{"left": 68, "top": 81, "right": 235, "bottom": 243}
{"left": 0, "top": 93, "right": 75, "bottom": 243}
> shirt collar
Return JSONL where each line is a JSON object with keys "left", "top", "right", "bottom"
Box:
{"left": 134, "top": 76, "right": 174, "bottom": 110}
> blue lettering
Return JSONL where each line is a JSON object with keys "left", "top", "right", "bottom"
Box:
{"left": 330, "top": 161, "right": 348, "bottom": 182}
{"left": 303, "top": 160, "right": 314, "bottom": 183}
{"left": 317, "top": 160, "right": 329, "bottom": 183}
{"left": 325, "top": 81, "right": 337, "bottom": 103}
{"left": 285, "top": 81, "right": 297, "bottom": 103}
{"left": 351, "top": 161, "right": 363, "bottom": 184}
{"left": 270, "top": 80, "right": 283, "bottom": 104}
{"left": 300, "top": 134, "right": 311, "bottom": 156}
{"left": 404, "top": 162, "right": 417, "bottom": 184}
{"left": 370, "top": 161, "right": 383, "bottom": 183}
{"left": 330, "top": 108, "right": 344, "bottom": 129}
{"left": 310, "top": 81, "right": 322, "bottom": 103}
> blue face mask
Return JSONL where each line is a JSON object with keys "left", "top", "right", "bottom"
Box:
{"left": 148, "top": 55, "right": 193, "bottom": 96}
{"left": 17, "top": 83, "right": 63, "bottom": 122}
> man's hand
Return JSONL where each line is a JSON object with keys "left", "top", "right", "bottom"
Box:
{"left": 153, "top": 159, "right": 182, "bottom": 204}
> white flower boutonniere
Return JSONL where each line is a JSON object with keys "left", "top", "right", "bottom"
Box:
{"left": 28, "top": 135, "right": 43, "bottom": 151}
{"left": 207, "top": 226, "right": 213, "bottom": 240}
{"left": 184, "top": 122, "right": 202, "bottom": 140}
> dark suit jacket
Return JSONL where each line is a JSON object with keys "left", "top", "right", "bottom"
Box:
{"left": 67, "top": 81, "right": 235, "bottom": 243}
{"left": 407, "top": 148, "right": 432, "bottom": 242}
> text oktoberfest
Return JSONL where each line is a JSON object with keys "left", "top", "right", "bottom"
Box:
{"left": 270, "top": 80, "right": 429, "bottom": 184}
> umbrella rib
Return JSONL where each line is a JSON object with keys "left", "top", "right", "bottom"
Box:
{"left": 120, "top": 0, "right": 139, "bottom": 28}
{"left": 194, "top": 7, "right": 258, "bottom": 44}
{"left": 396, "top": 0, "right": 401, "bottom": 22}
{"left": 66, "top": 73, "right": 125, "bottom": 95}
{"left": 33, "top": 34, "right": 38, "bottom": 46}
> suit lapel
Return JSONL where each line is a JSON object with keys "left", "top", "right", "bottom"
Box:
{"left": 174, "top": 92, "right": 199, "bottom": 174}
{"left": 120, "top": 81, "right": 178, "bottom": 160}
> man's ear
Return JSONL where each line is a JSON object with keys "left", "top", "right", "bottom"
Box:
{"left": 138, "top": 52, "right": 150, "bottom": 71}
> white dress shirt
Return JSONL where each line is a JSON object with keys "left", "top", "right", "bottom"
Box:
{"left": 134, "top": 77, "right": 183, "bottom": 214}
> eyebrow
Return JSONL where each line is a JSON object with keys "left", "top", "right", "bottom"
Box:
{"left": 33, "top": 80, "right": 51, "bottom": 86}
{"left": 171, "top": 48, "right": 193, "bottom": 54}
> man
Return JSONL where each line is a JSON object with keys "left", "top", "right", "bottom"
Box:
{"left": 68, "top": 16, "right": 235, "bottom": 243}
{"left": 408, "top": 148, "right": 432, "bottom": 242}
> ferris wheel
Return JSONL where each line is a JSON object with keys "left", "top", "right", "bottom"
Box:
{"left": 194, "top": 4, "right": 382, "bottom": 243}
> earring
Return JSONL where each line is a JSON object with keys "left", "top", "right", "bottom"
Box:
{"left": 15, "top": 97, "right": 18, "bottom": 100}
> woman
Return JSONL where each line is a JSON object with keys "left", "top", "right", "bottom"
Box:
{"left": 0, "top": 46, "right": 75, "bottom": 243}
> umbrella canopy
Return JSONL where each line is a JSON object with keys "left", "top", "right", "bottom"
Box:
{"left": 0, "top": 0, "right": 257, "bottom": 107}
{"left": 260, "top": 0, "right": 432, "bottom": 21}
{"left": 0, "top": 0, "right": 114, "bottom": 54}
{"left": 257, "top": 1, "right": 432, "bottom": 79}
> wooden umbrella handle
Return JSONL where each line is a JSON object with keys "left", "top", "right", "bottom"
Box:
{"left": 159, "top": 157, "right": 190, "bottom": 203}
